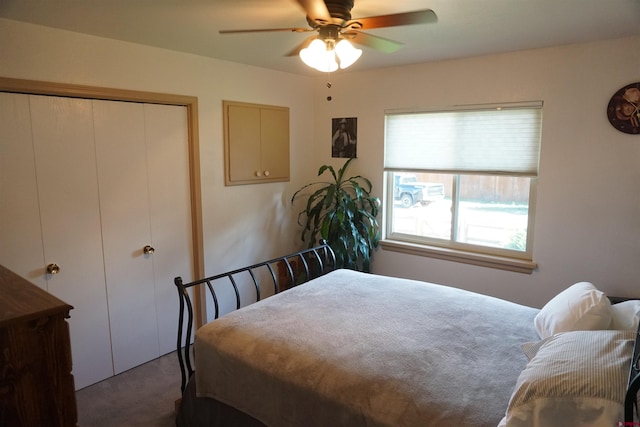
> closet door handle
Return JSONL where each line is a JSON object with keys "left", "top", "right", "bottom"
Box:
{"left": 143, "top": 245, "right": 155, "bottom": 255}
{"left": 46, "top": 263, "right": 60, "bottom": 274}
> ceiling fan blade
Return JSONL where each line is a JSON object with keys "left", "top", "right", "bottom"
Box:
{"left": 219, "top": 27, "right": 311, "bottom": 34}
{"left": 296, "top": 0, "right": 332, "bottom": 26}
{"left": 343, "top": 30, "right": 404, "bottom": 53}
{"left": 345, "top": 9, "right": 437, "bottom": 30}
{"left": 284, "top": 35, "right": 317, "bottom": 57}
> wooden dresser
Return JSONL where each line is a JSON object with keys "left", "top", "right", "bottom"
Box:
{"left": 0, "top": 265, "right": 77, "bottom": 427}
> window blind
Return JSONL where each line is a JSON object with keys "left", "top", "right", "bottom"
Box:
{"left": 384, "top": 102, "right": 542, "bottom": 175}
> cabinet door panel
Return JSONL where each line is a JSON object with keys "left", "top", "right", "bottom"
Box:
{"left": 93, "top": 99, "right": 159, "bottom": 374}
{"left": 226, "top": 105, "right": 261, "bottom": 183}
{"left": 29, "top": 95, "right": 113, "bottom": 389}
{"left": 261, "top": 108, "right": 290, "bottom": 180}
{"left": 144, "top": 103, "right": 193, "bottom": 355}
{"left": 0, "top": 93, "right": 46, "bottom": 290}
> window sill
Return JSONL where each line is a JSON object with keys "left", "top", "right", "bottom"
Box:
{"left": 379, "top": 240, "right": 538, "bottom": 274}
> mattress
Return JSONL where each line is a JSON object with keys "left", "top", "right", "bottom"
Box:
{"left": 194, "top": 269, "right": 540, "bottom": 427}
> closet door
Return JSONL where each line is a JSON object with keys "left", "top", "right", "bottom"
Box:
{"left": 144, "top": 103, "right": 193, "bottom": 355}
{"left": 0, "top": 93, "right": 46, "bottom": 290}
{"left": 29, "top": 95, "right": 114, "bottom": 389}
{"left": 93, "top": 100, "right": 159, "bottom": 374}
{"left": 0, "top": 92, "right": 194, "bottom": 387}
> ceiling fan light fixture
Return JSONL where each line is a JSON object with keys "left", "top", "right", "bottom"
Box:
{"left": 300, "top": 38, "right": 338, "bottom": 72}
{"left": 335, "top": 39, "right": 362, "bottom": 69}
{"left": 300, "top": 37, "right": 361, "bottom": 72}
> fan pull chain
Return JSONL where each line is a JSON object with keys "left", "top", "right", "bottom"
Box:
{"left": 326, "top": 81, "right": 332, "bottom": 101}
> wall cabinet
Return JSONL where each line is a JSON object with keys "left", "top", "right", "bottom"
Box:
{"left": 0, "top": 92, "right": 193, "bottom": 389}
{"left": 223, "top": 100, "right": 289, "bottom": 185}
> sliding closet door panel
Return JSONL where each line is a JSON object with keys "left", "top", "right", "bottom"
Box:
{"left": 93, "top": 99, "right": 159, "bottom": 374}
{"left": 29, "top": 95, "right": 113, "bottom": 390}
{"left": 144, "top": 103, "right": 193, "bottom": 355}
{"left": 0, "top": 93, "right": 46, "bottom": 290}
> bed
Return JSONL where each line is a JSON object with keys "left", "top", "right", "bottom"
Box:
{"left": 174, "top": 242, "right": 640, "bottom": 427}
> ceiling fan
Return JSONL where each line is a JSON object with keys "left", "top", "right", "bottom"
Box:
{"left": 219, "top": 0, "right": 437, "bottom": 72}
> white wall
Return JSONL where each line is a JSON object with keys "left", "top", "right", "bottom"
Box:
{"left": 2, "top": 18, "right": 640, "bottom": 309}
{"left": 0, "top": 18, "right": 315, "bottom": 278}
{"left": 311, "top": 36, "right": 640, "bottom": 307}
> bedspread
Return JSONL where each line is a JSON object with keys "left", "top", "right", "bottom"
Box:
{"left": 195, "top": 269, "right": 539, "bottom": 427}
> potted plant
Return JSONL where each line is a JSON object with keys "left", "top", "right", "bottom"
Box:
{"left": 291, "top": 158, "right": 380, "bottom": 272}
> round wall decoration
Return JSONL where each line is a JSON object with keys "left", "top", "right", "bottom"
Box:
{"left": 607, "top": 82, "right": 640, "bottom": 134}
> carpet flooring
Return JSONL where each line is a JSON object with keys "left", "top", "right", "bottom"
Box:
{"left": 75, "top": 351, "right": 181, "bottom": 427}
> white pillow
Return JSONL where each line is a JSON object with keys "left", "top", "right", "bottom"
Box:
{"left": 610, "top": 299, "right": 640, "bottom": 331}
{"left": 534, "top": 282, "right": 612, "bottom": 339}
{"left": 505, "top": 330, "right": 635, "bottom": 427}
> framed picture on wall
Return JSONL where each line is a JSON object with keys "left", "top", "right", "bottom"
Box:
{"left": 331, "top": 117, "right": 357, "bottom": 158}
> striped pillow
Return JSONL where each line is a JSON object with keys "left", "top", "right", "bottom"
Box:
{"left": 505, "top": 330, "right": 635, "bottom": 427}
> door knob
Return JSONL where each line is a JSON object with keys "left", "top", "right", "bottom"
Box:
{"left": 143, "top": 245, "right": 155, "bottom": 255}
{"left": 46, "top": 263, "right": 60, "bottom": 275}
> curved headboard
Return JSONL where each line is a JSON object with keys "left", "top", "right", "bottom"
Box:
{"left": 174, "top": 241, "right": 336, "bottom": 393}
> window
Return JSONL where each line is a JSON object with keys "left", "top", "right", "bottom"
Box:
{"left": 383, "top": 102, "right": 542, "bottom": 273}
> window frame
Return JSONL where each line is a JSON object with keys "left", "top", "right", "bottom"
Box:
{"left": 381, "top": 102, "right": 542, "bottom": 274}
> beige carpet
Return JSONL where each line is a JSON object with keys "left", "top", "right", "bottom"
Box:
{"left": 76, "top": 351, "right": 181, "bottom": 427}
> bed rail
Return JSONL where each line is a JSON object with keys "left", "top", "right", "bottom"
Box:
{"left": 625, "top": 322, "right": 640, "bottom": 423}
{"left": 174, "top": 241, "right": 336, "bottom": 393}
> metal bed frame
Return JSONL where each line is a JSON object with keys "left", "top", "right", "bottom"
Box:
{"left": 174, "top": 241, "right": 336, "bottom": 393}
{"left": 609, "top": 296, "right": 640, "bottom": 423}
{"left": 625, "top": 324, "right": 640, "bottom": 423}
{"left": 174, "top": 252, "right": 640, "bottom": 422}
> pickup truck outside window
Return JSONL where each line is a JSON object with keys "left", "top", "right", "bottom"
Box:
{"left": 394, "top": 174, "right": 445, "bottom": 208}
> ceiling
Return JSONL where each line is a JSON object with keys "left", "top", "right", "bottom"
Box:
{"left": 2, "top": 0, "right": 640, "bottom": 76}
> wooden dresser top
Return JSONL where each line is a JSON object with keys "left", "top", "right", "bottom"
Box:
{"left": 0, "top": 264, "right": 73, "bottom": 326}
